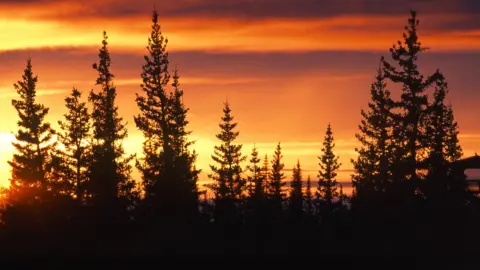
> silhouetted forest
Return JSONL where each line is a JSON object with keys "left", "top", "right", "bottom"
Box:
{"left": 2, "top": 9, "right": 480, "bottom": 258}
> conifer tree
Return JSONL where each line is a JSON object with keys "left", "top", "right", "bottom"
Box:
{"left": 352, "top": 65, "right": 395, "bottom": 199}
{"left": 88, "top": 31, "right": 137, "bottom": 210}
{"left": 135, "top": 10, "right": 199, "bottom": 217}
{"left": 317, "top": 124, "right": 341, "bottom": 207}
{"left": 338, "top": 184, "right": 348, "bottom": 206}
{"left": 267, "top": 142, "right": 286, "bottom": 201}
{"left": 262, "top": 154, "right": 270, "bottom": 195}
{"left": 169, "top": 69, "right": 200, "bottom": 214}
{"left": 426, "top": 75, "right": 449, "bottom": 175}
{"left": 445, "top": 105, "right": 462, "bottom": 163}
{"left": 425, "top": 74, "right": 464, "bottom": 201}
{"left": 381, "top": 10, "right": 442, "bottom": 183}
{"left": 169, "top": 69, "right": 191, "bottom": 156}
{"left": 246, "top": 144, "right": 263, "bottom": 198}
{"left": 8, "top": 58, "right": 56, "bottom": 203}
{"left": 208, "top": 102, "right": 246, "bottom": 200}
{"left": 424, "top": 76, "right": 462, "bottom": 165}
{"left": 134, "top": 8, "right": 172, "bottom": 210}
{"left": 51, "top": 88, "right": 91, "bottom": 201}
{"left": 289, "top": 160, "right": 303, "bottom": 217}
{"left": 305, "top": 175, "right": 313, "bottom": 215}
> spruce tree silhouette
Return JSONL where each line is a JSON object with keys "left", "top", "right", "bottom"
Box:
{"left": 88, "top": 31, "right": 137, "bottom": 225}
{"left": 316, "top": 124, "right": 341, "bottom": 214}
{"left": 3, "top": 58, "right": 63, "bottom": 254}
{"left": 135, "top": 9, "right": 199, "bottom": 221}
{"left": 424, "top": 73, "right": 467, "bottom": 212}
{"left": 246, "top": 144, "right": 263, "bottom": 199}
{"left": 135, "top": 8, "right": 173, "bottom": 219}
{"left": 208, "top": 102, "right": 246, "bottom": 223}
{"left": 168, "top": 69, "right": 201, "bottom": 219}
{"left": 351, "top": 64, "right": 395, "bottom": 207}
{"left": 7, "top": 58, "right": 56, "bottom": 205}
{"left": 304, "top": 175, "right": 314, "bottom": 216}
{"left": 267, "top": 143, "right": 286, "bottom": 207}
{"left": 51, "top": 88, "right": 92, "bottom": 202}
{"left": 381, "top": 10, "right": 443, "bottom": 189}
{"left": 262, "top": 154, "right": 270, "bottom": 195}
{"left": 289, "top": 160, "right": 303, "bottom": 219}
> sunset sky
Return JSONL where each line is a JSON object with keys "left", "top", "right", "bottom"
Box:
{"left": 1, "top": 0, "right": 480, "bottom": 194}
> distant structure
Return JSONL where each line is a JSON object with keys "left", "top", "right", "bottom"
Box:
{"left": 454, "top": 153, "right": 480, "bottom": 193}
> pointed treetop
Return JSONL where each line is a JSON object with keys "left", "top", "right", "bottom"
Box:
{"left": 152, "top": 5, "right": 158, "bottom": 23}
{"left": 409, "top": 9, "right": 417, "bottom": 19}
{"left": 376, "top": 60, "right": 383, "bottom": 78}
{"left": 223, "top": 100, "right": 231, "bottom": 113}
{"left": 172, "top": 67, "right": 180, "bottom": 87}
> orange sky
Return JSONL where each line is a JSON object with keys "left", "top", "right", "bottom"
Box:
{"left": 1, "top": 0, "right": 480, "bottom": 195}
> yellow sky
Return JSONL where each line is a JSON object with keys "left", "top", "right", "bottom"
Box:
{"left": 1, "top": 2, "right": 480, "bottom": 195}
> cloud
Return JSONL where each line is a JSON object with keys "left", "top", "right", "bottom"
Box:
{"left": 115, "top": 77, "right": 269, "bottom": 87}
{"left": 0, "top": 87, "right": 67, "bottom": 98}
{"left": 0, "top": 7, "right": 480, "bottom": 53}
{"left": 459, "top": 134, "right": 480, "bottom": 139}
{"left": 3, "top": 0, "right": 480, "bottom": 21}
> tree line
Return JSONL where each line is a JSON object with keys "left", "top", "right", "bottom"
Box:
{"left": 1, "top": 9, "right": 479, "bottom": 256}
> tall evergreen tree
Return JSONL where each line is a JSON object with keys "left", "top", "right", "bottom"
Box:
{"left": 88, "top": 31, "right": 137, "bottom": 211}
{"left": 352, "top": 65, "right": 395, "bottom": 199}
{"left": 381, "top": 10, "right": 442, "bottom": 183}
{"left": 135, "top": 8, "right": 171, "bottom": 211}
{"left": 51, "top": 88, "right": 91, "bottom": 201}
{"left": 317, "top": 124, "right": 341, "bottom": 207}
{"left": 8, "top": 58, "right": 56, "bottom": 203}
{"left": 267, "top": 143, "right": 286, "bottom": 201}
{"left": 246, "top": 144, "right": 263, "bottom": 198}
{"left": 289, "top": 160, "right": 303, "bottom": 217}
{"left": 135, "top": 10, "right": 199, "bottom": 217}
{"left": 208, "top": 102, "right": 246, "bottom": 200}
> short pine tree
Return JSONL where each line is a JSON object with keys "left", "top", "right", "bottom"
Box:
{"left": 208, "top": 102, "right": 246, "bottom": 200}
{"left": 317, "top": 124, "right": 341, "bottom": 208}
{"left": 246, "top": 144, "right": 263, "bottom": 198}
{"left": 304, "top": 175, "right": 313, "bottom": 215}
{"left": 51, "top": 88, "right": 92, "bottom": 202}
{"left": 267, "top": 142, "right": 286, "bottom": 201}
{"left": 262, "top": 154, "right": 270, "bottom": 195}
{"left": 289, "top": 160, "right": 303, "bottom": 217}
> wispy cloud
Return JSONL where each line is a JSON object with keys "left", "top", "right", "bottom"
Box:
{"left": 115, "top": 77, "right": 270, "bottom": 87}
{"left": 459, "top": 134, "right": 480, "bottom": 139}
{"left": 0, "top": 87, "right": 67, "bottom": 98}
{"left": 0, "top": 13, "right": 480, "bottom": 53}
